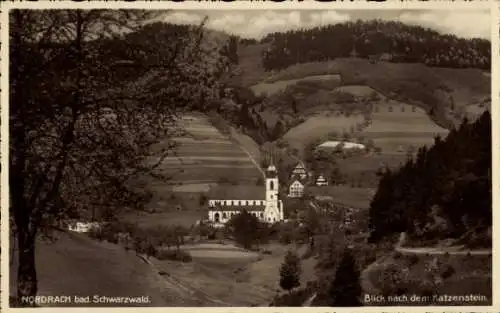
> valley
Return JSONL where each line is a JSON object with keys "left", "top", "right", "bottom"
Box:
{"left": 10, "top": 10, "right": 492, "bottom": 309}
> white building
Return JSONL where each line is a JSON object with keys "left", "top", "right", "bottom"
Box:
{"left": 67, "top": 221, "right": 101, "bottom": 233}
{"left": 318, "top": 141, "right": 366, "bottom": 150}
{"left": 316, "top": 175, "right": 328, "bottom": 186}
{"left": 207, "top": 164, "right": 284, "bottom": 227}
{"left": 288, "top": 179, "right": 305, "bottom": 198}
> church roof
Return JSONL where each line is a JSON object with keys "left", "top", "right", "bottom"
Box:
{"left": 208, "top": 204, "right": 266, "bottom": 212}
{"left": 208, "top": 184, "right": 265, "bottom": 200}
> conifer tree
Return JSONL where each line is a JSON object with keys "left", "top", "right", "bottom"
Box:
{"left": 328, "top": 248, "right": 362, "bottom": 307}
{"left": 279, "top": 250, "right": 302, "bottom": 291}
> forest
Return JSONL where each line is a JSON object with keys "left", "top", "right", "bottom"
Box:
{"left": 261, "top": 20, "right": 491, "bottom": 71}
{"left": 368, "top": 111, "right": 491, "bottom": 246}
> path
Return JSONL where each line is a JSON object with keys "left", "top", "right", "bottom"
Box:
{"left": 360, "top": 232, "right": 492, "bottom": 297}
{"left": 138, "top": 254, "right": 232, "bottom": 306}
{"left": 228, "top": 127, "right": 265, "bottom": 179}
{"left": 394, "top": 232, "right": 491, "bottom": 256}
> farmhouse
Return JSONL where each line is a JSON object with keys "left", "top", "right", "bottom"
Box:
{"left": 291, "top": 162, "right": 308, "bottom": 179}
{"left": 316, "top": 175, "right": 328, "bottom": 186}
{"left": 207, "top": 164, "right": 284, "bottom": 227}
{"left": 288, "top": 178, "right": 306, "bottom": 198}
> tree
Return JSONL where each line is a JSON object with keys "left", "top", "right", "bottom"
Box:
{"left": 328, "top": 248, "right": 362, "bottom": 306}
{"left": 226, "top": 210, "right": 260, "bottom": 249}
{"left": 10, "top": 9, "right": 232, "bottom": 304}
{"left": 270, "top": 120, "right": 285, "bottom": 141}
{"left": 279, "top": 250, "right": 301, "bottom": 291}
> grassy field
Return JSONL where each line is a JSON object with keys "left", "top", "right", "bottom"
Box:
{"left": 363, "top": 101, "right": 449, "bottom": 154}
{"left": 151, "top": 242, "right": 317, "bottom": 306}
{"left": 251, "top": 74, "right": 342, "bottom": 97}
{"left": 252, "top": 58, "right": 489, "bottom": 125}
{"left": 9, "top": 230, "right": 195, "bottom": 306}
{"left": 335, "top": 153, "right": 408, "bottom": 187}
{"left": 283, "top": 114, "right": 364, "bottom": 152}
{"left": 308, "top": 186, "right": 376, "bottom": 209}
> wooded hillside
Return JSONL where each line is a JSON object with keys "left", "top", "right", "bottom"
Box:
{"left": 261, "top": 20, "right": 490, "bottom": 71}
{"left": 368, "top": 111, "right": 491, "bottom": 246}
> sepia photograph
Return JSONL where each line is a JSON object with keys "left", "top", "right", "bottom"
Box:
{"left": 2, "top": 2, "right": 494, "bottom": 309}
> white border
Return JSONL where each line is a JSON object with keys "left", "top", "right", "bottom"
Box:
{"left": 0, "top": 1, "right": 498, "bottom": 313}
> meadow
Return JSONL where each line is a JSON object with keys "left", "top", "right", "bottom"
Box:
{"left": 363, "top": 101, "right": 449, "bottom": 154}
{"left": 9, "top": 230, "right": 190, "bottom": 306}
{"left": 283, "top": 114, "right": 364, "bottom": 152}
{"left": 151, "top": 242, "right": 317, "bottom": 306}
{"left": 308, "top": 185, "right": 376, "bottom": 209}
{"left": 252, "top": 58, "right": 489, "bottom": 120}
{"left": 251, "top": 74, "right": 341, "bottom": 97}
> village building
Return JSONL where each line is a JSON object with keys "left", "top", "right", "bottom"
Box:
{"left": 316, "top": 175, "right": 328, "bottom": 186}
{"left": 291, "top": 162, "right": 308, "bottom": 180}
{"left": 207, "top": 164, "right": 284, "bottom": 227}
{"left": 288, "top": 178, "right": 306, "bottom": 198}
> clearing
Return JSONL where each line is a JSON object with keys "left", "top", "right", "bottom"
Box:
{"left": 363, "top": 100, "right": 449, "bottom": 154}
{"left": 283, "top": 114, "right": 364, "bottom": 152}
{"left": 308, "top": 186, "right": 376, "bottom": 209}
{"left": 251, "top": 74, "right": 342, "bottom": 97}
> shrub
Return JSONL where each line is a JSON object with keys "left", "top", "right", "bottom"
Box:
{"left": 440, "top": 264, "right": 456, "bottom": 279}
{"left": 407, "top": 254, "right": 420, "bottom": 266}
{"left": 270, "top": 288, "right": 312, "bottom": 307}
{"left": 155, "top": 249, "right": 192, "bottom": 262}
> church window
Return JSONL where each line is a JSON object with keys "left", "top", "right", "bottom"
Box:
{"left": 222, "top": 212, "right": 227, "bottom": 219}
{"left": 270, "top": 181, "right": 274, "bottom": 190}
{"left": 214, "top": 213, "right": 220, "bottom": 223}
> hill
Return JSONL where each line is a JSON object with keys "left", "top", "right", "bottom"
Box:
{"left": 9, "top": 230, "right": 199, "bottom": 306}
{"left": 261, "top": 20, "right": 490, "bottom": 71}
{"left": 369, "top": 111, "right": 491, "bottom": 245}
{"left": 125, "top": 113, "right": 264, "bottom": 227}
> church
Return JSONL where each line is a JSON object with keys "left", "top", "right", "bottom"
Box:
{"left": 207, "top": 164, "right": 284, "bottom": 226}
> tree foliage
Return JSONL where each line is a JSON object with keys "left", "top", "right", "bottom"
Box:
{"left": 262, "top": 20, "right": 490, "bottom": 71}
{"left": 368, "top": 111, "right": 491, "bottom": 243}
{"left": 10, "top": 9, "right": 232, "bottom": 303}
{"left": 225, "top": 210, "right": 261, "bottom": 250}
{"left": 279, "top": 250, "right": 302, "bottom": 291}
{"left": 328, "top": 248, "right": 362, "bottom": 307}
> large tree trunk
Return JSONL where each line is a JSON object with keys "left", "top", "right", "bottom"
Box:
{"left": 16, "top": 229, "right": 38, "bottom": 306}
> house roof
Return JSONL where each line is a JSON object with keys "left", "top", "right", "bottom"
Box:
{"left": 208, "top": 204, "right": 266, "bottom": 212}
{"left": 293, "top": 162, "right": 306, "bottom": 170}
{"left": 289, "top": 179, "right": 305, "bottom": 187}
{"left": 208, "top": 185, "right": 265, "bottom": 200}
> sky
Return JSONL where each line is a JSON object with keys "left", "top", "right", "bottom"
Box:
{"left": 161, "top": 10, "right": 491, "bottom": 41}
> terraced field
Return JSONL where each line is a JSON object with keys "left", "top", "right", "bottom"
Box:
{"left": 148, "top": 114, "right": 262, "bottom": 189}
{"left": 125, "top": 113, "right": 263, "bottom": 226}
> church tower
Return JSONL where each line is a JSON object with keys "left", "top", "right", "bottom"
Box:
{"left": 264, "top": 163, "right": 280, "bottom": 223}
